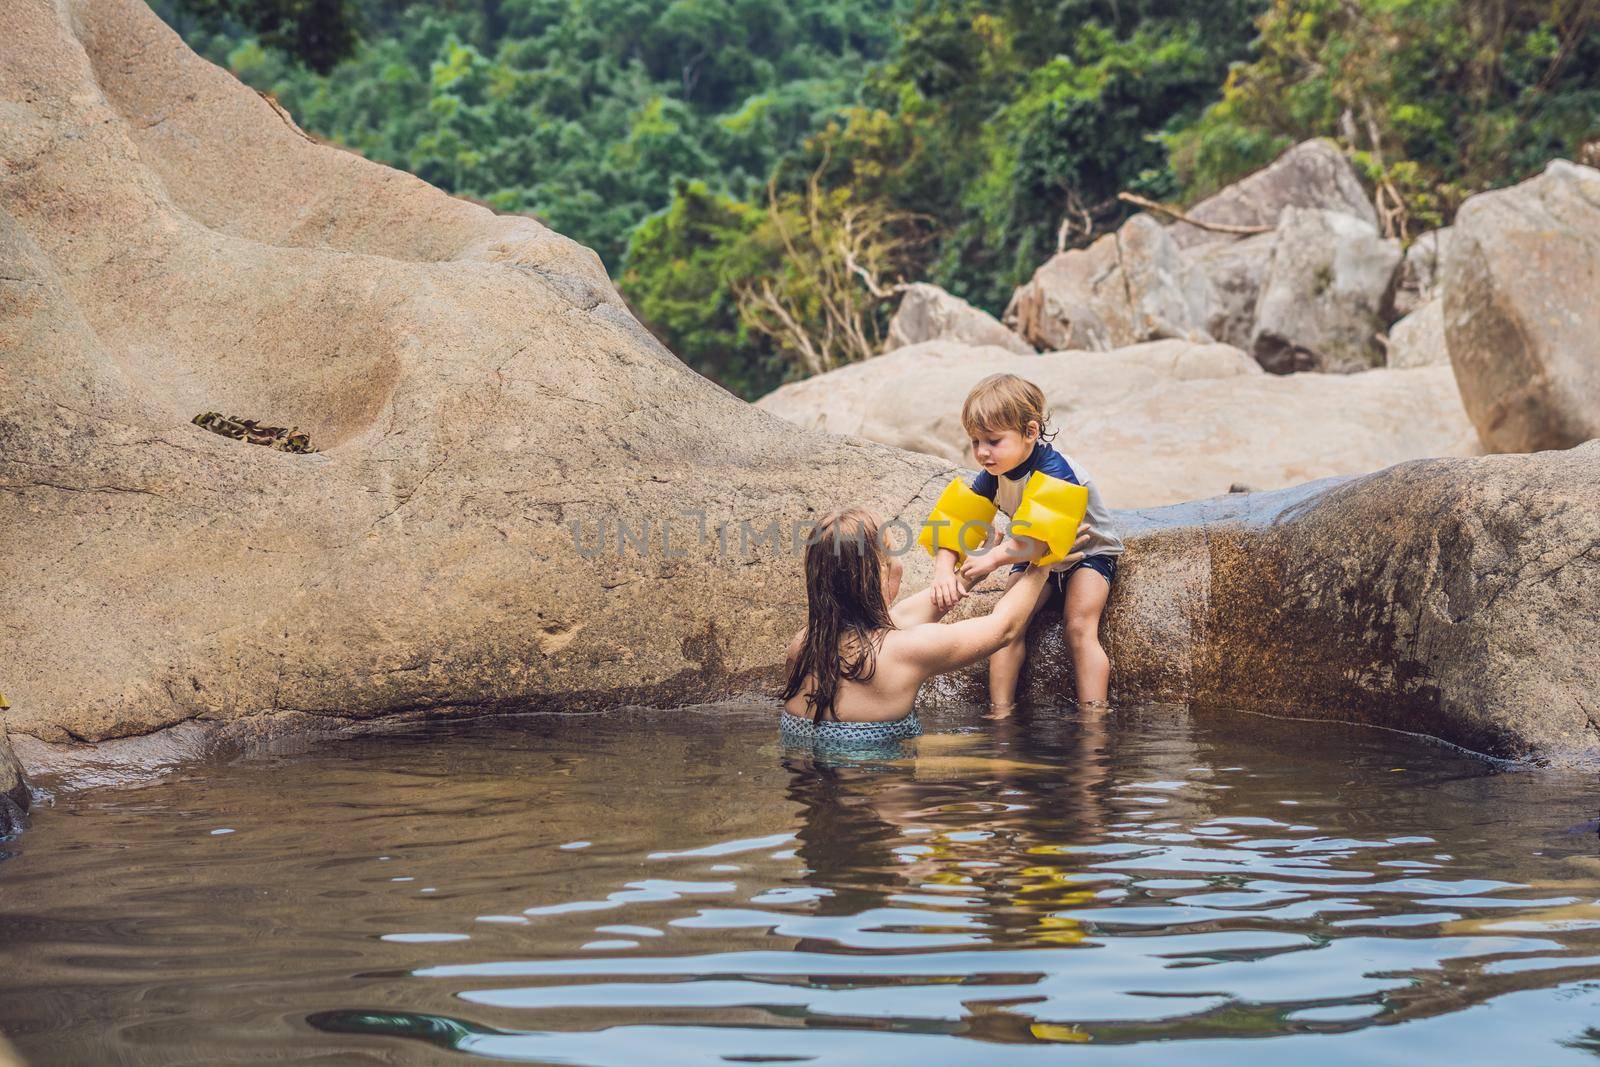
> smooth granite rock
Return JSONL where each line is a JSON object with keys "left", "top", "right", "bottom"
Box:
{"left": 1251, "top": 207, "right": 1402, "bottom": 373}
{"left": 758, "top": 340, "right": 1476, "bottom": 507}
{"left": 1182, "top": 230, "right": 1277, "bottom": 350}
{"left": 885, "top": 283, "right": 1034, "bottom": 355}
{"left": 0, "top": 0, "right": 952, "bottom": 746}
{"left": 1393, "top": 227, "right": 1455, "bottom": 318}
{"left": 1386, "top": 300, "right": 1449, "bottom": 369}
{"left": 1170, "top": 138, "right": 1380, "bottom": 248}
{"left": 1005, "top": 214, "right": 1213, "bottom": 351}
{"left": 1443, "top": 160, "right": 1600, "bottom": 453}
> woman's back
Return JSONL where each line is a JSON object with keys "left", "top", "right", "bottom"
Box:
{"left": 783, "top": 629, "right": 925, "bottom": 723}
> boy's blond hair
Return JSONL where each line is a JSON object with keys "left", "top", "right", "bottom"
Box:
{"left": 960, "top": 373, "right": 1053, "bottom": 439}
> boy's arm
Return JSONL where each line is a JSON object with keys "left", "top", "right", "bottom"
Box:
{"left": 964, "top": 533, "right": 1047, "bottom": 576}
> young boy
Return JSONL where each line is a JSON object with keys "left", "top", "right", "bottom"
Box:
{"left": 931, "top": 373, "right": 1123, "bottom": 710}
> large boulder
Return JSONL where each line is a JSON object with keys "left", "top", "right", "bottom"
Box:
{"left": 941, "top": 444, "right": 1600, "bottom": 766}
{"left": 0, "top": 0, "right": 952, "bottom": 748}
{"left": 1056, "top": 366, "right": 1477, "bottom": 506}
{"left": 1392, "top": 227, "right": 1454, "bottom": 318}
{"left": 1385, "top": 299, "right": 1448, "bottom": 368}
{"left": 758, "top": 338, "right": 1259, "bottom": 468}
{"left": 1182, "top": 230, "right": 1277, "bottom": 349}
{"left": 1005, "top": 214, "right": 1213, "bottom": 351}
{"left": 884, "top": 283, "right": 1033, "bottom": 355}
{"left": 758, "top": 340, "right": 1477, "bottom": 507}
{"left": 1170, "top": 138, "right": 1380, "bottom": 248}
{"left": 1443, "top": 160, "right": 1600, "bottom": 453}
{"left": 1250, "top": 207, "right": 1402, "bottom": 373}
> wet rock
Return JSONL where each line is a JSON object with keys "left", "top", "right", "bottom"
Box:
{"left": 1251, "top": 207, "right": 1402, "bottom": 373}
{"left": 1385, "top": 300, "right": 1448, "bottom": 369}
{"left": 951, "top": 444, "right": 1600, "bottom": 765}
{"left": 0, "top": 0, "right": 952, "bottom": 746}
{"left": 758, "top": 340, "right": 1476, "bottom": 507}
{"left": 1005, "top": 214, "right": 1213, "bottom": 351}
{"left": 885, "top": 283, "right": 1034, "bottom": 355}
{"left": 1443, "top": 160, "right": 1600, "bottom": 453}
{"left": 1393, "top": 227, "right": 1454, "bottom": 318}
{"left": 0, "top": 726, "right": 29, "bottom": 836}
{"left": 1170, "top": 138, "right": 1379, "bottom": 248}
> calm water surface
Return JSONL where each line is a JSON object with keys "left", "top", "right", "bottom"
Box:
{"left": 2, "top": 704, "right": 1599, "bottom": 1065}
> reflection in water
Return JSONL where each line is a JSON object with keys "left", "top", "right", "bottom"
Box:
{"left": 2, "top": 704, "right": 1599, "bottom": 1065}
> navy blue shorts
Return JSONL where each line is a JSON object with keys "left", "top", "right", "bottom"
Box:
{"left": 1011, "top": 554, "right": 1117, "bottom": 592}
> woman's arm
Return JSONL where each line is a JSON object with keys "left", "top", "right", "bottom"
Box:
{"left": 895, "top": 565, "right": 1051, "bottom": 678}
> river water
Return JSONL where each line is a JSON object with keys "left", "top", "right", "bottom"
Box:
{"left": 1, "top": 704, "right": 1598, "bottom": 1065}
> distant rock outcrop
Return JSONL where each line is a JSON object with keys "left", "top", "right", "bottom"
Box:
{"left": 1184, "top": 231, "right": 1276, "bottom": 350}
{"left": 757, "top": 339, "right": 1477, "bottom": 507}
{"left": 1169, "top": 138, "right": 1380, "bottom": 248}
{"left": 1006, "top": 141, "right": 1406, "bottom": 373}
{"left": 1249, "top": 207, "right": 1402, "bottom": 372}
{"left": 1393, "top": 227, "right": 1454, "bottom": 318}
{"left": 885, "top": 283, "right": 1034, "bottom": 355}
{"left": 1385, "top": 300, "right": 1448, "bottom": 369}
{"left": 1443, "top": 160, "right": 1600, "bottom": 453}
{"left": 1005, "top": 214, "right": 1214, "bottom": 352}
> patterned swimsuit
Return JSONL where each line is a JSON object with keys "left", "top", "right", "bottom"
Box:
{"left": 779, "top": 710, "right": 922, "bottom": 752}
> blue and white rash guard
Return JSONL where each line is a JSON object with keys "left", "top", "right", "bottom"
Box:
{"left": 970, "top": 441, "right": 1124, "bottom": 570}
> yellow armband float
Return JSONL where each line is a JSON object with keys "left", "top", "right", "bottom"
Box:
{"left": 917, "top": 477, "right": 997, "bottom": 561}
{"left": 1009, "top": 471, "right": 1088, "bottom": 566}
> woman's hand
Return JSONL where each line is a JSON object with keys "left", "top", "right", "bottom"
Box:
{"left": 930, "top": 568, "right": 967, "bottom": 613}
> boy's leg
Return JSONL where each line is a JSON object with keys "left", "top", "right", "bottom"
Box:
{"left": 1062, "top": 565, "right": 1112, "bottom": 704}
{"left": 987, "top": 568, "right": 1056, "bottom": 710}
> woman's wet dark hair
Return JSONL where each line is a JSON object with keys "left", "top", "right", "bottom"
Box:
{"left": 782, "top": 508, "right": 896, "bottom": 724}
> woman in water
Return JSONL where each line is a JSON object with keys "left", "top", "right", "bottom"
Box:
{"left": 781, "top": 507, "right": 1064, "bottom": 746}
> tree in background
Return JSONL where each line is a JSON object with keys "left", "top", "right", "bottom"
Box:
{"left": 1170, "top": 0, "right": 1600, "bottom": 238}
{"left": 171, "top": 0, "right": 363, "bottom": 72}
{"left": 798, "top": 0, "right": 1266, "bottom": 311}
{"left": 154, "top": 0, "right": 1600, "bottom": 398}
{"left": 733, "top": 160, "right": 929, "bottom": 377}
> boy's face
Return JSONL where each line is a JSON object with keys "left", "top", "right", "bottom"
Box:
{"left": 968, "top": 421, "right": 1038, "bottom": 476}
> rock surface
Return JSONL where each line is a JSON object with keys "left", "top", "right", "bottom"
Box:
{"left": 1393, "top": 227, "right": 1454, "bottom": 318}
{"left": 1170, "top": 138, "right": 1379, "bottom": 248}
{"left": 1386, "top": 300, "right": 1448, "bottom": 368}
{"left": 1443, "top": 160, "right": 1600, "bottom": 453}
{"left": 0, "top": 727, "right": 28, "bottom": 836}
{"left": 938, "top": 444, "right": 1600, "bottom": 766}
{"left": 0, "top": 0, "right": 952, "bottom": 747}
{"left": 758, "top": 338, "right": 1259, "bottom": 472}
{"left": 1251, "top": 207, "right": 1401, "bottom": 373}
{"left": 885, "top": 283, "right": 1033, "bottom": 355}
{"left": 758, "top": 340, "right": 1477, "bottom": 507}
{"left": 1005, "top": 214, "right": 1213, "bottom": 351}
{"left": 1182, "top": 231, "right": 1276, "bottom": 349}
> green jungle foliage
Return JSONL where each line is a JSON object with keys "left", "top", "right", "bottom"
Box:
{"left": 1170, "top": 0, "right": 1600, "bottom": 238}
{"left": 159, "top": 0, "right": 1600, "bottom": 398}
